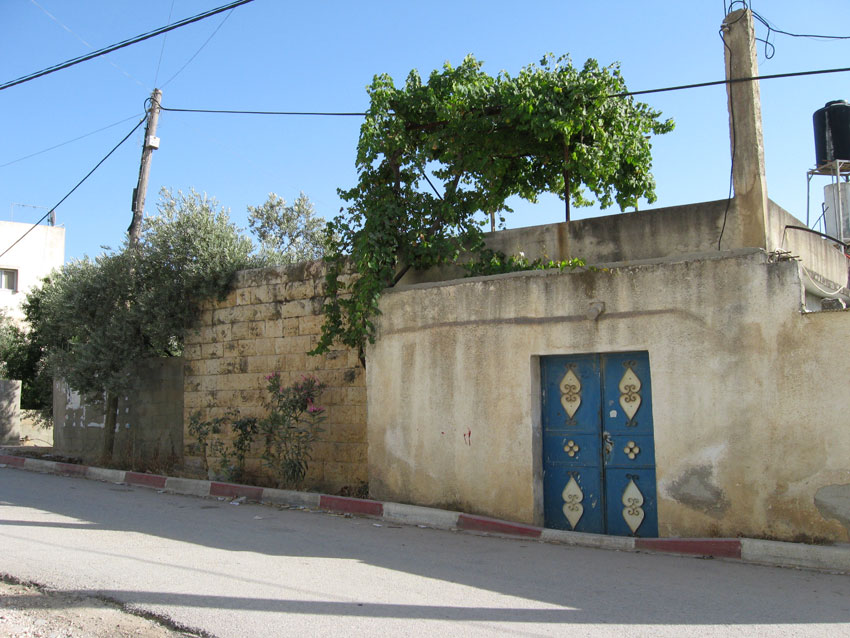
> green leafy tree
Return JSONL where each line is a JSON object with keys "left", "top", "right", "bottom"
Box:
{"left": 313, "top": 54, "right": 674, "bottom": 355}
{"left": 247, "top": 192, "right": 327, "bottom": 265}
{"left": 135, "top": 189, "right": 259, "bottom": 356}
{"left": 27, "top": 188, "right": 259, "bottom": 462}
{"left": 0, "top": 312, "right": 51, "bottom": 417}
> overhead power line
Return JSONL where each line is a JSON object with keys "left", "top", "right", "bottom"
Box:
{"left": 725, "top": 2, "right": 850, "bottom": 59}
{"left": 160, "top": 106, "right": 368, "bottom": 116}
{"left": 0, "top": 0, "right": 255, "bottom": 92}
{"left": 609, "top": 65, "right": 850, "bottom": 98}
{"left": 727, "top": 1, "right": 850, "bottom": 40}
{"left": 159, "top": 65, "right": 850, "bottom": 118}
{"left": 0, "top": 113, "right": 143, "bottom": 168}
{"left": 0, "top": 116, "right": 147, "bottom": 260}
{"left": 161, "top": 9, "right": 235, "bottom": 89}
{"left": 28, "top": 0, "right": 148, "bottom": 89}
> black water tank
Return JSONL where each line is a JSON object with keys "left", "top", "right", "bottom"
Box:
{"left": 814, "top": 100, "right": 850, "bottom": 166}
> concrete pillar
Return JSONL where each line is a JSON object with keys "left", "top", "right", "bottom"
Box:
{"left": 723, "top": 9, "right": 769, "bottom": 249}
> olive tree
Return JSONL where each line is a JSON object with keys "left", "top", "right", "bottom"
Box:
{"left": 247, "top": 192, "right": 327, "bottom": 265}
{"left": 28, "top": 189, "right": 258, "bottom": 462}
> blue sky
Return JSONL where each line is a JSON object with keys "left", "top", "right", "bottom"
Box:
{"left": 2, "top": 0, "right": 849, "bottom": 261}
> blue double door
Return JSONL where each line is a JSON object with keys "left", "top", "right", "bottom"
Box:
{"left": 542, "top": 352, "right": 658, "bottom": 537}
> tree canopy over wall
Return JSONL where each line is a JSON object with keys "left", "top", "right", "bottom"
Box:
{"left": 314, "top": 55, "right": 675, "bottom": 355}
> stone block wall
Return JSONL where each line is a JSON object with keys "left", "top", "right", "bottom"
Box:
{"left": 182, "top": 260, "right": 367, "bottom": 494}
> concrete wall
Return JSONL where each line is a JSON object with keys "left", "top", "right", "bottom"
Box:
{"left": 401, "top": 198, "right": 847, "bottom": 295}
{"left": 490, "top": 200, "right": 733, "bottom": 265}
{"left": 53, "top": 357, "right": 183, "bottom": 468}
{"left": 17, "top": 413, "right": 52, "bottom": 446}
{"left": 767, "top": 200, "right": 848, "bottom": 292}
{"left": 183, "top": 261, "right": 367, "bottom": 493}
{"left": 366, "top": 249, "right": 850, "bottom": 542}
{"left": 0, "top": 221, "right": 64, "bottom": 323}
{"left": 400, "top": 200, "right": 735, "bottom": 286}
{"left": 0, "top": 379, "right": 21, "bottom": 444}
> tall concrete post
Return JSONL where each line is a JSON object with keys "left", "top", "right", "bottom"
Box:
{"left": 722, "top": 9, "right": 769, "bottom": 250}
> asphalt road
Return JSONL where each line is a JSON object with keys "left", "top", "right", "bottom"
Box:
{"left": 1, "top": 467, "right": 849, "bottom": 637}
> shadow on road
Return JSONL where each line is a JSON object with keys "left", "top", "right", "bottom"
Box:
{"left": 2, "top": 468, "right": 849, "bottom": 628}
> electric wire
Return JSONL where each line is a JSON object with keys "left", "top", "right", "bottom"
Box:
{"left": 0, "top": 0, "right": 255, "bottom": 92}
{"left": 10, "top": 3, "right": 846, "bottom": 259}
{"left": 159, "top": 64, "right": 850, "bottom": 115}
{"left": 159, "top": 106, "right": 368, "bottom": 116}
{"left": 784, "top": 225, "right": 849, "bottom": 250}
{"left": 161, "top": 10, "right": 235, "bottom": 89}
{"left": 0, "top": 116, "right": 147, "bottom": 261}
{"left": 27, "top": 0, "right": 148, "bottom": 89}
{"left": 726, "top": 1, "right": 850, "bottom": 59}
{"left": 0, "top": 114, "right": 143, "bottom": 169}
{"left": 608, "top": 65, "right": 850, "bottom": 99}
{"left": 153, "top": 0, "right": 176, "bottom": 87}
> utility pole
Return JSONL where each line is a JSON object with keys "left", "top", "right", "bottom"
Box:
{"left": 128, "top": 88, "right": 162, "bottom": 246}
{"left": 109, "top": 89, "right": 161, "bottom": 463}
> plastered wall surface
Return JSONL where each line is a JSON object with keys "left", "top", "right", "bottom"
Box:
{"left": 0, "top": 221, "right": 64, "bottom": 323}
{"left": 183, "top": 261, "right": 366, "bottom": 493}
{"left": 367, "top": 249, "right": 850, "bottom": 542}
{"left": 53, "top": 358, "right": 183, "bottom": 467}
{"left": 0, "top": 379, "right": 22, "bottom": 444}
{"left": 400, "top": 198, "right": 846, "bottom": 291}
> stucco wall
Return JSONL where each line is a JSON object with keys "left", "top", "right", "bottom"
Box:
{"left": 183, "top": 261, "right": 366, "bottom": 493}
{"left": 0, "top": 221, "right": 64, "bottom": 323}
{"left": 399, "top": 200, "right": 735, "bottom": 286}
{"left": 53, "top": 358, "right": 183, "bottom": 467}
{"left": 366, "top": 249, "right": 850, "bottom": 542}
{"left": 399, "top": 198, "right": 848, "bottom": 298}
{"left": 767, "top": 199, "right": 848, "bottom": 291}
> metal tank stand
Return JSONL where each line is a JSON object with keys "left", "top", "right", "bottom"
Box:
{"left": 807, "top": 159, "right": 850, "bottom": 234}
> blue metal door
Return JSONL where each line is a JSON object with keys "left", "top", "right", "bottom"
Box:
{"left": 542, "top": 352, "right": 658, "bottom": 537}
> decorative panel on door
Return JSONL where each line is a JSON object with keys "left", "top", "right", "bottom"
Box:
{"left": 542, "top": 352, "right": 657, "bottom": 537}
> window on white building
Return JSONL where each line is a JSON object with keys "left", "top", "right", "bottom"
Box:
{"left": 1, "top": 269, "right": 17, "bottom": 292}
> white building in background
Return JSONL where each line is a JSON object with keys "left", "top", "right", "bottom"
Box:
{"left": 0, "top": 219, "right": 65, "bottom": 323}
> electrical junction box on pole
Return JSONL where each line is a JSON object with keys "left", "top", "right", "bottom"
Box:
{"left": 823, "top": 182, "right": 850, "bottom": 243}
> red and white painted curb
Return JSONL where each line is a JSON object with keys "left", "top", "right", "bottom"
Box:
{"left": 2, "top": 454, "right": 848, "bottom": 574}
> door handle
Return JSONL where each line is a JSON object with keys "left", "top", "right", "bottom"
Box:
{"left": 602, "top": 430, "right": 614, "bottom": 463}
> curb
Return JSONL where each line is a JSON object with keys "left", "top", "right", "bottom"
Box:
{"left": 2, "top": 453, "right": 848, "bottom": 575}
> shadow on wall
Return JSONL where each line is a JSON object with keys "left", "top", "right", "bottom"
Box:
{"left": 0, "top": 379, "right": 22, "bottom": 444}
{"left": 53, "top": 358, "right": 183, "bottom": 470}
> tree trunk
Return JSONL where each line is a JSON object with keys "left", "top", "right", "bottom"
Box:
{"left": 101, "top": 393, "right": 119, "bottom": 465}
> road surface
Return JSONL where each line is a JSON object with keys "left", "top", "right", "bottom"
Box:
{"left": 1, "top": 467, "right": 849, "bottom": 637}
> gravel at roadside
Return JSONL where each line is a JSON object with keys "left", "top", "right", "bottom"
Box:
{"left": 0, "top": 578, "right": 203, "bottom": 638}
